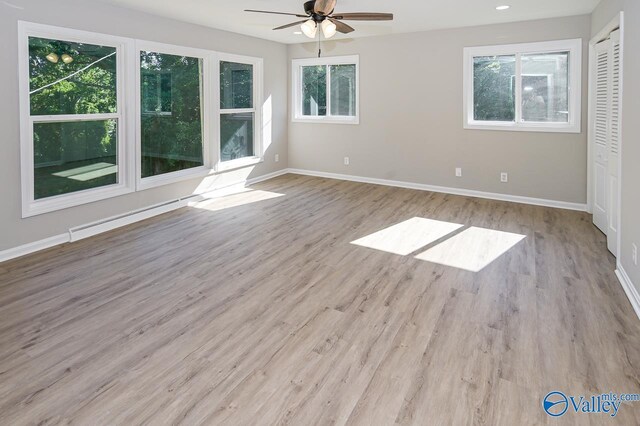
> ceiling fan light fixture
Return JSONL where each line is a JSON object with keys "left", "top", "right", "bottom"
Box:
{"left": 45, "top": 52, "right": 59, "bottom": 63}
{"left": 321, "top": 19, "right": 337, "bottom": 38}
{"left": 300, "top": 19, "right": 317, "bottom": 38}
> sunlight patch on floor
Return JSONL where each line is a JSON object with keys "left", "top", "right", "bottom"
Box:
{"left": 415, "top": 226, "right": 526, "bottom": 272}
{"left": 191, "top": 188, "right": 285, "bottom": 212}
{"left": 351, "top": 217, "right": 464, "bottom": 256}
{"left": 52, "top": 162, "right": 117, "bottom": 181}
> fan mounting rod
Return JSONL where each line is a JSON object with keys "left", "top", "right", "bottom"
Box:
{"left": 304, "top": 0, "right": 332, "bottom": 22}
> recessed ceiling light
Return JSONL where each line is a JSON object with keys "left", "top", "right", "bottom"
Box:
{"left": 496, "top": 5, "right": 510, "bottom": 10}
{"left": 294, "top": 31, "right": 302, "bottom": 35}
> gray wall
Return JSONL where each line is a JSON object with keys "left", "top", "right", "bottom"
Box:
{"left": 2, "top": 0, "right": 636, "bottom": 293}
{"left": 0, "top": 0, "right": 288, "bottom": 251}
{"left": 287, "top": 15, "right": 591, "bottom": 204}
{"left": 591, "top": 0, "right": 624, "bottom": 31}
{"left": 592, "top": 0, "right": 640, "bottom": 290}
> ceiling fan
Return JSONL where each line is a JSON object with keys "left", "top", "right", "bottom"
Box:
{"left": 245, "top": 0, "right": 393, "bottom": 40}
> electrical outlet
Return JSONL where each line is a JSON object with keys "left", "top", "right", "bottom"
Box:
{"left": 344, "top": 157, "right": 350, "bottom": 166}
{"left": 275, "top": 154, "right": 279, "bottom": 163}
{"left": 501, "top": 172, "right": 508, "bottom": 183}
{"left": 456, "top": 168, "right": 462, "bottom": 177}
{"left": 633, "top": 243, "right": 638, "bottom": 266}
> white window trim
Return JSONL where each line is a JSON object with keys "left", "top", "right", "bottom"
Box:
{"left": 18, "top": 21, "right": 136, "bottom": 218}
{"left": 135, "top": 41, "right": 213, "bottom": 191}
{"left": 216, "top": 52, "right": 264, "bottom": 171}
{"left": 463, "top": 39, "right": 582, "bottom": 133}
{"left": 291, "top": 55, "right": 360, "bottom": 125}
{"left": 18, "top": 21, "right": 266, "bottom": 217}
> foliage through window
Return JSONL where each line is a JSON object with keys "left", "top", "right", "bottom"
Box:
{"left": 293, "top": 56, "right": 359, "bottom": 124}
{"left": 20, "top": 23, "right": 264, "bottom": 217}
{"left": 473, "top": 55, "right": 516, "bottom": 122}
{"left": 330, "top": 64, "right": 357, "bottom": 116}
{"left": 302, "top": 65, "right": 327, "bottom": 116}
{"left": 464, "top": 39, "right": 581, "bottom": 133}
{"left": 140, "top": 51, "right": 204, "bottom": 178}
{"left": 220, "top": 60, "right": 256, "bottom": 162}
{"left": 220, "top": 61, "right": 253, "bottom": 110}
{"left": 28, "top": 36, "right": 120, "bottom": 200}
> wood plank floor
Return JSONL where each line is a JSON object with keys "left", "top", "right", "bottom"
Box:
{"left": 1, "top": 174, "right": 639, "bottom": 425}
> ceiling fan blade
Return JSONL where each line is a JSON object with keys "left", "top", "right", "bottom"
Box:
{"left": 273, "top": 20, "right": 309, "bottom": 31}
{"left": 331, "top": 13, "right": 394, "bottom": 21}
{"left": 245, "top": 9, "right": 308, "bottom": 18}
{"left": 329, "top": 18, "right": 355, "bottom": 34}
{"left": 314, "top": 0, "right": 337, "bottom": 16}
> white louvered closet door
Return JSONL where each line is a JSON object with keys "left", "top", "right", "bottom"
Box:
{"left": 592, "top": 39, "right": 610, "bottom": 235}
{"left": 607, "top": 30, "right": 622, "bottom": 256}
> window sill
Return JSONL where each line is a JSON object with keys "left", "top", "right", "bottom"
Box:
{"left": 23, "top": 184, "right": 134, "bottom": 218}
{"left": 23, "top": 159, "right": 263, "bottom": 217}
{"left": 464, "top": 122, "right": 581, "bottom": 134}
{"left": 137, "top": 166, "right": 212, "bottom": 191}
{"left": 292, "top": 116, "right": 359, "bottom": 125}
{"left": 217, "top": 156, "right": 263, "bottom": 172}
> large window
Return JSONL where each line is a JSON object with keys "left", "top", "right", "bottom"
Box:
{"left": 19, "top": 23, "right": 133, "bottom": 217}
{"left": 218, "top": 55, "right": 262, "bottom": 167}
{"left": 137, "top": 43, "right": 210, "bottom": 189}
{"left": 19, "top": 23, "right": 265, "bottom": 217}
{"left": 292, "top": 55, "right": 359, "bottom": 124}
{"left": 463, "top": 39, "right": 582, "bottom": 133}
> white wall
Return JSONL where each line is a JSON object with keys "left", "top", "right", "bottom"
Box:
{"left": 287, "top": 15, "right": 591, "bottom": 204}
{"left": 592, "top": 0, "right": 640, "bottom": 290}
{"left": 0, "top": 0, "right": 288, "bottom": 251}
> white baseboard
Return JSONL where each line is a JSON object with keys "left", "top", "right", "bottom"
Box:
{"left": 0, "top": 167, "right": 586, "bottom": 263}
{"left": 0, "top": 168, "right": 289, "bottom": 263}
{"left": 287, "top": 168, "right": 587, "bottom": 212}
{"left": 246, "top": 168, "right": 290, "bottom": 186}
{"left": 0, "top": 233, "right": 69, "bottom": 263}
{"left": 616, "top": 265, "right": 640, "bottom": 321}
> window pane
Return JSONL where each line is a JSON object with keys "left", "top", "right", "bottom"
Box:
{"left": 29, "top": 37, "right": 117, "bottom": 116}
{"left": 220, "top": 113, "right": 254, "bottom": 162}
{"left": 330, "top": 64, "right": 356, "bottom": 116}
{"left": 33, "top": 120, "right": 118, "bottom": 199}
{"left": 220, "top": 61, "right": 253, "bottom": 109}
{"left": 140, "top": 52, "right": 204, "bottom": 178}
{"left": 473, "top": 55, "right": 516, "bottom": 121}
{"left": 521, "top": 52, "right": 570, "bottom": 123}
{"left": 302, "top": 65, "right": 327, "bottom": 116}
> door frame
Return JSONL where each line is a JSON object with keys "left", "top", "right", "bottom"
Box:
{"left": 587, "top": 11, "right": 624, "bottom": 259}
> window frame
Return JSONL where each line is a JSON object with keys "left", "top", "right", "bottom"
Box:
{"left": 216, "top": 52, "right": 264, "bottom": 172}
{"left": 18, "top": 21, "right": 267, "bottom": 218}
{"left": 291, "top": 55, "right": 360, "bottom": 125}
{"left": 135, "top": 41, "right": 213, "bottom": 191}
{"left": 463, "top": 39, "right": 582, "bottom": 133}
{"left": 18, "top": 21, "right": 136, "bottom": 217}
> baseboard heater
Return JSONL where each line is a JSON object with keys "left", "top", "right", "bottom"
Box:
{"left": 68, "top": 194, "right": 202, "bottom": 242}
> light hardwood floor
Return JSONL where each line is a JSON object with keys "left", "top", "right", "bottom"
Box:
{"left": 1, "top": 174, "right": 639, "bottom": 425}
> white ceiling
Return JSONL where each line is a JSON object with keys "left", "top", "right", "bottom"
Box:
{"left": 99, "top": 0, "right": 601, "bottom": 44}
